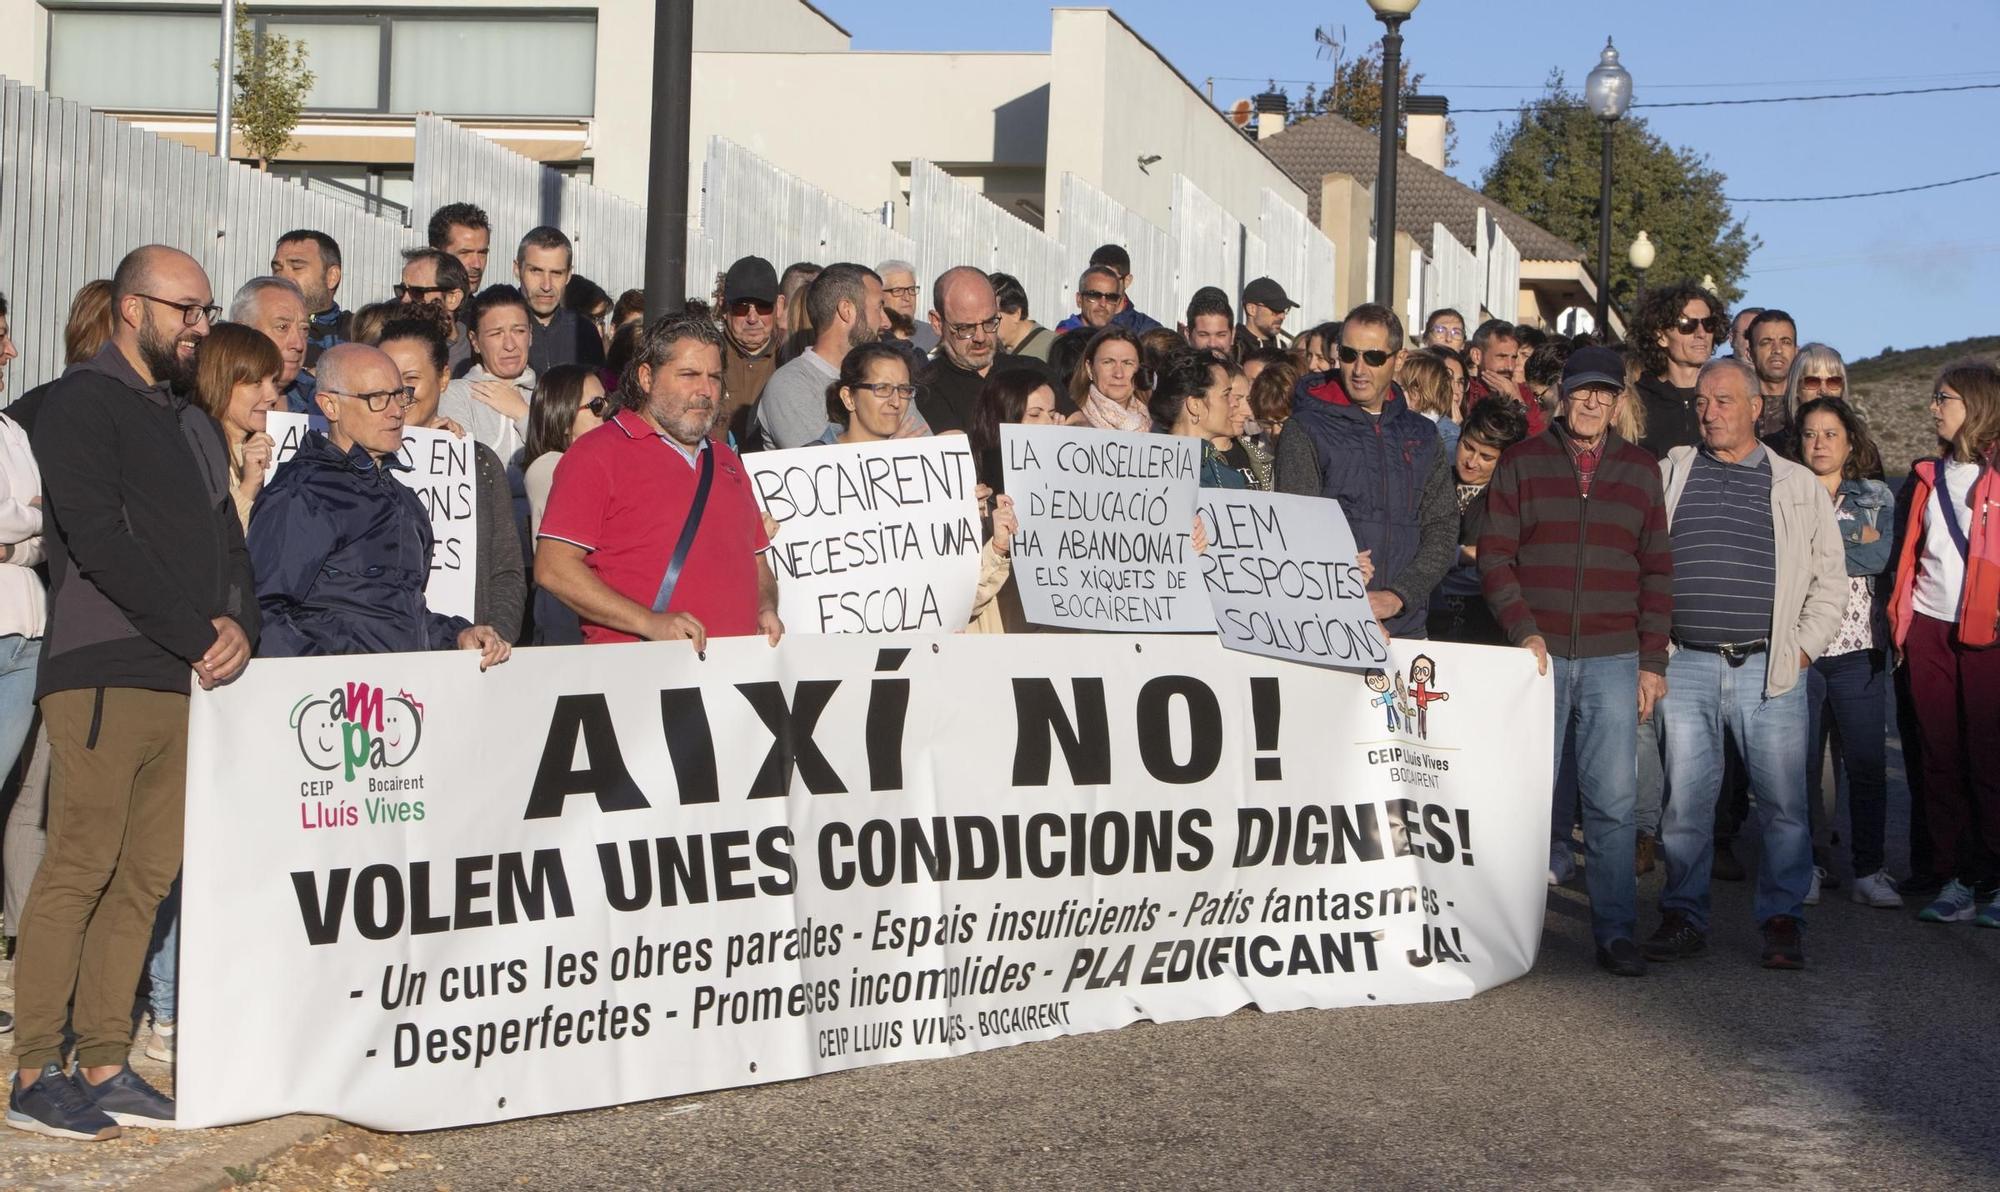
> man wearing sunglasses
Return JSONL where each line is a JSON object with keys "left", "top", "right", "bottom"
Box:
{"left": 1634, "top": 280, "right": 1725, "bottom": 458}
{"left": 397, "top": 248, "right": 472, "bottom": 370}
{"left": 1274, "top": 303, "right": 1457, "bottom": 641}
{"left": 719, "top": 256, "right": 781, "bottom": 446}
{"left": 1056, "top": 246, "right": 1163, "bottom": 337}
{"left": 12, "top": 246, "right": 254, "bottom": 1140}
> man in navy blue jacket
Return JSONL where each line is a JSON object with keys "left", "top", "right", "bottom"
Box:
{"left": 1273, "top": 303, "right": 1457, "bottom": 639}
{"left": 248, "top": 344, "right": 510, "bottom": 666}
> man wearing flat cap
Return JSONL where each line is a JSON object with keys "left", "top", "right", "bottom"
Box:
{"left": 719, "top": 255, "right": 781, "bottom": 446}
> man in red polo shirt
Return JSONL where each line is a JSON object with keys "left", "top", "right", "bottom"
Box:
{"left": 536, "top": 316, "right": 783, "bottom": 651}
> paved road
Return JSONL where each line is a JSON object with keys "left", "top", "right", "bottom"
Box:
{"left": 386, "top": 761, "right": 2000, "bottom": 1190}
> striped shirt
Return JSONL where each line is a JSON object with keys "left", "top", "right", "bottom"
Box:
{"left": 1670, "top": 445, "right": 1776, "bottom": 646}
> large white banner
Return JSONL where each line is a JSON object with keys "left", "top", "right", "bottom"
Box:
{"left": 1002, "top": 425, "right": 1211, "bottom": 632}
{"left": 747, "top": 438, "right": 982, "bottom": 634}
{"left": 180, "top": 635, "right": 1551, "bottom": 1131}
{"left": 267, "top": 413, "right": 477, "bottom": 621}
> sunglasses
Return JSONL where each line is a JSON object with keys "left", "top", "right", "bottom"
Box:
{"left": 1079, "top": 289, "right": 1120, "bottom": 304}
{"left": 1337, "top": 345, "right": 1393, "bottom": 368}
{"left": 1799, "top": 375, "right": 1845, "bottom": 394}
{"left": 584, "top": 396, "right": 610, "bottom": 418}
{"left": 728, "top": 298, "right": 774, "bottom": 318}
{"left": 394, "top": 283, "right": 454, "bottom": 302}
{"left": 1673, "top": 315, "right": 1723, "bottom": 336}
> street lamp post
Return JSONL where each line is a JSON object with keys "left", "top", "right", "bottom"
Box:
{"left": 1368, "top": 0, "right": 1420, "bottom": 306}
{"left": 1583, "top": 38, "right": 1632, "bottom": 332}
{"left": 1628, "top": 230, "right": 1655, "bottom": 307}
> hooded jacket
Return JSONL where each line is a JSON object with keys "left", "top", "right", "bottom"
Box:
{"left": 33, "top": 343, "right": 258, "bottom": 696}
{"left": 1273, "top": 371, "right": 1456, "bottom": 637}
{"left": 1636, "top": 374, "right": 1701, "bottom": 458}
{"left": 247, "top": 430, "right": 470, "bottom": 657}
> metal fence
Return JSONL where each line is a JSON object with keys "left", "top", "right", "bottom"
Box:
{"left": 1424, "top": 222, "right": 1483, "bottom": 330}
{"left": 411, "top": 115, "right": 647, "bottom": 300}
{"left": 1171, "top": 174, "right": 1262, "bottom": 332}
{"left": 1, "top": 75, "right": 416, "bottom": 395}
{"left": 1475, "top": 209, "right": 1522, "bottom": 327}
{"left": 1257, "top": 187, "right": 1337, "bottom": 334}
{"left": 1054, "top": 173, "right": 1175, "bottom": 330}
{"left": 697, "top": 137, "right": 914, "bottom": 289}
{"left": 907, "top": 159, "right": 1068, "bottom": 330}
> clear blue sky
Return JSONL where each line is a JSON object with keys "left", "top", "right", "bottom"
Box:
{"left": 826, "top": 0, "right": 1999, "bottom": 360}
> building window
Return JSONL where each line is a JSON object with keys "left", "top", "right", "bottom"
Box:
{"left": 45, "top": 9, "right": 596, "bottom": 118}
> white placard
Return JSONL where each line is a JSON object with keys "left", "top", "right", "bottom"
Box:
{"left": 747, "top": 437, "right": 982, "bottom": 634}
{"left": 267, "top": 413, "right": 477, "bottom": 621}
{"left": 1198, "top": 489, "right": 1389, "bottom": 669}
{"left": 1001, "top": 424, "right": 1211, "bottom": 632}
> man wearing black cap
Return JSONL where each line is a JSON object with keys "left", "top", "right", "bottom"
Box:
{"left": 1477, "top": 345, "right": 1674, "bottom": 977}
{"left": 1236, "top": 277, "right": 1295, "bottom": 359}
{"left": 1056, "top": 245, "right": 1162, "bottom": 335}
{"left": 719, "top": 256, "right": 781, "bottom": 446}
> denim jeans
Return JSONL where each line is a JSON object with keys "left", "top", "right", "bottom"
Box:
{"left": 146, "top": 876, "right": 180, "bottom": 1023}
{"left": 1659, "top": 648, "right": 1813, "bottom": 931}
{"left": 1551, "top": 652, "right": 1640, "bottom": 946}
{"left": 1806, "top": 649, "right": 1888, "bottom": 877}
{"left": 1635, "top": 716, "right": 1663, "bottom": 837}
{"left": 0, "top": 632, "right": 40, "bottom": 786}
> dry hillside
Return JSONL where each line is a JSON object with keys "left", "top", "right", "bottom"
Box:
{"left": 1845, "top": 335, "right": 2000, "bottom": 471}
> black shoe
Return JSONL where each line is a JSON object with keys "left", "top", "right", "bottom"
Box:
{"left": 0, "top": 1010, "right": 12, "bottom": 1034}
{"left": 1642, "top": 911, "right": 1708, "bottom": 961}
{"left": 1595, "top": 938, "right": 1648, "bottom": 977}
{"left": 1711, "top": 839, "right": 1746, "bottom": 882}
{"left": 78, "top": 1065, "right": 175, "bottom": 1129}
{"left": 5, "top": 1064, "right": 120, "bottom": 1141}
{"left": 1760, "top": 914, "right": 1806, "bottom": 970}
{"left": 1897, "top": 871, "right": 1946, "bottom": 897}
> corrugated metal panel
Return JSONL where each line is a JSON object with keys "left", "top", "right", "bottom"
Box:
{"left": 1477, "top": 208, "right": 1522, "bottom": 327}
{"left": 908, "top": 159, "right": 1067, "bottom": 331}
{"left": 1, "top": 76, "right": 415, "bottom": 396}
{"left": 1258, "top": 187, "right": 1337, "bottom": 334}
{"left": 697, "top": 137, "right": 914, "bottom": 292}
{"left": 1170, "top": 174, "right": 1237, "bottom": 330}
{"left": 1429, "top": 222, "right": 1482, "bottom": 330}
{"left": 1055, "top": 173, "right": 1173, "bottom": 330}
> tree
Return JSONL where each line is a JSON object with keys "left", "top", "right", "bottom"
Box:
{"left": 1480, "top": 73, "right": 1757, "bottom": 310}
{"left": 223, "top": 3, "right": 314, "bottom": 170}
{"left": 1297, "top": 25, "right": 1455, "bottom": 167}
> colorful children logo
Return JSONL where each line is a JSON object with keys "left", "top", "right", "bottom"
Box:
{"left": 291, "top": 682, "right": 424, "bottom": 781}
{"left": 1363, "top": 657, "right": 1449, "bottom": 740}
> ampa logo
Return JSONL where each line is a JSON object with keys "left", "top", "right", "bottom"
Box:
{"left": 291, "top": 682, "right": 423, "bottom": 781}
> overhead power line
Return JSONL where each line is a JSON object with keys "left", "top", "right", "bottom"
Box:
{"left": 1448, "top": 80, "right": 2000, "bottom": 113}
{"left": 1726, "top": 169, "right": 2000, "bottom": 203}
{"left": 1205, "top": 70, "right": 2000, "bottom": 92}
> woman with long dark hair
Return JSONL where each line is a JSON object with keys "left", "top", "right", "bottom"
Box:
{"left": 968, "top": 367, "right": 1060, "bottom": 490}
{"left": 522, "top": 364, "right": 609, "bottom": 538}
{"left": 1788, "top": 396, "right": 1898, "bottom": 907}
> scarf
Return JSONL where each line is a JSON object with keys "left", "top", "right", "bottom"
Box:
{"left": 1080, "top": 385, "right": 1149, "bottom": 433}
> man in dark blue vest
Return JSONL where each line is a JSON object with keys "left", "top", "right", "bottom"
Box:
{"left": 1274, "top": 302, "right": 1456, "bottom": 638}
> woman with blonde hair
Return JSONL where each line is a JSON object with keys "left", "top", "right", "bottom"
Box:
{"left": 192, "top": 323, "right": 284, "bottom": 530}
{"left": 1785, "top": 343, "right": 1849, "bottom": 412}
{"left": 1398, "top": 350, "right": 1461, "bottom": 456}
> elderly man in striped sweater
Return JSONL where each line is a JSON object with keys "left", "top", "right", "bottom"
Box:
{"left": 1478, "top": 346, "right": 1674, "bottom": 978}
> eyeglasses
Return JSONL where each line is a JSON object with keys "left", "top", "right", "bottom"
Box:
{"left": 135, "top": 294, "right": 222, "bottom": 327}
{"left": 1079, "top": 289, "right": 1120, "bottom": 305}
{"left": 727, "top": 298, "right": 774, "bottom": 318}
{"left": 883, "top": 286, "right": 920, "bottom": 300}
{"left": 584, "top": 396, "right": 611, "bottom": 418}
{"left": 851, "top": 381, "right": 918, "bottom": 401}
{"left": 325, "top": 387, "right": 417, "bottom": 413}
{"left": 1566, "top": 388, "right": 1620, "bottom": 408}
{"left": 1337, "top": 345, "right": 1393, "bottom": 368}
{"left": 1428, "top": 326, "right": 1465, "bottom": 342}
{"left": 1929, "top": 390, "right": 1964, "bottom": 407}
{"left": 1799, "top": 375, "right": 1845, "bottom": 394}
{"left": 945, "top": 316, "right": 1002, "bottom": 341}
{"left": 394, "top": 284, "right": 454, "bottom": 302}
{"left": 1673, "top": 315, "right": 1723, "bottom": 337}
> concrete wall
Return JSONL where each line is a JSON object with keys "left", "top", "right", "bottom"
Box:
{"left": 1044, "top": 10, "right": 1305, "bottom": 241}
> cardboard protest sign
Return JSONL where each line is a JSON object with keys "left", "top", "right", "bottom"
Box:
{"left": 267, "top": 413, "right": 477, "bottom": 620}
{"left": 1198, "top": 490, "right": 1388, "bottom": 669}
{"left": 1002, "top": 424, "right": 1210, "bottom": 632}
{"left": 747, "top": 437, "right": 983, "bottom": 633}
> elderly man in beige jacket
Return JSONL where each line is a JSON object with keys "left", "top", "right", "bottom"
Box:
{"left": 1644, "top": 357, "right": 1845, "bottom": 972}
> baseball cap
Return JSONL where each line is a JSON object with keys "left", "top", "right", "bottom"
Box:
{"left": 1561, "top": 346, "right": 1625, "bottom": 394}
{"left": 723, "top": 256, "right": 778, "bottom": 305}
{"left": 1241, "top": 277, "right": 1296, "bottom": 311}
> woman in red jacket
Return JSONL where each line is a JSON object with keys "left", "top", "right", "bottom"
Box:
{"left": 1887, "top": 360, "right": 2000, "bottom": 926}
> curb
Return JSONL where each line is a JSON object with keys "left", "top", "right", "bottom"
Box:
{"left": 143, "top": 1114, "right": 341, "bottom": 1192}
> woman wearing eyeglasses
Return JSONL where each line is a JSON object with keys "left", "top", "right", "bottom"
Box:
{"left": 1886, "top": 361, "right": 2000, "bottom": 926}
{"left": 1784, "top": 343, "right": 1849, "bottom": 416}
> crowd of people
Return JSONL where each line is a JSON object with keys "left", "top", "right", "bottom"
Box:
{"left": 0, "top": 201, "right": 1993, "bottom": 1142}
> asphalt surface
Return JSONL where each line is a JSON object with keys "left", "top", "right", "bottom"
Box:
{"left": 382, "top": 735, "right": 2000, "bottom": 1191}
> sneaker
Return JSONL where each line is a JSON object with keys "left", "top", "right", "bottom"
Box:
{"left": 0, "top": 1011, "right": 12, "bottom": 1034}
{"left": 1595, "top": 938, "right": 1648, "bottom": 977}
{"left": 1850, "top": 870, "right": 1905, "bottom": 909}
{"left": 77, "top": 1065, "right": 175, "bottom": 1129}
{"left": 144, "top": 1020, "right": 175, "bottom": 1064}
{"left": 1976, "top": 894, "right": 2000, "bottom": 929}
{"left": 1917, "top": 879, "right": 1978, "bottom": 924}
{"left": 1634, "top": 833, "right": 1657, "bottom": 876}
{"left": 1711, "top": 838, "right": 1746, "bottom": 882}
{"left": 1548, "top": 841, "right": 1577, "bottom": 887}
{"left": 5, "top": 1064, "right": 121, "bottom": 1141}
{"left": 1805, "top": 866, "right": 1824, "bottom": 906}
{"left": 1642, "top": 911, "right": 1708, "bottom": 961}
{"left": 1760, "top": 914, "right": 1807, "bottom": 970}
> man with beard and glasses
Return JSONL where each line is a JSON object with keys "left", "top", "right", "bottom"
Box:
{"left": 537, "top": 316, "right": 783, "bottom": 650}
{"left": 917, "top": 267, "right": 1051, "bottom": 434}
{"left": 11, "top": 246, "right": 255, "bottom": 1142}
{"left": 718, "top": 255, "right": 781, "bottom": 445}
{"left": 877, "top": 260, "right": 937, "bottom": 369}
{"left": 753, "top": 262, "right": 905, "bottom": 450}
{"left": 229, "top": 276, "right": 314, "bottom": 414}
{"left": 270, "top": 230, "right": 350, "bottom": 366}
